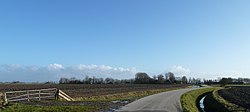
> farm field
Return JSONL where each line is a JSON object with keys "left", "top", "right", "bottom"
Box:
{"left": 0, "top": 84, "right": 189, "bottom": 112}
{"left": 218, "top": 86, "right": 250, "bottom": 110}
{"left": 0, "top": 84, "right": 188, "bottom": 98}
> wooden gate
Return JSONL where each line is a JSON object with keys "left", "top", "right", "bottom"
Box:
{"left": 2, "top": 88, "right": 75, "bottom": 105}
{"left": 5, "top": 88, "right": 58, "bottom": 103}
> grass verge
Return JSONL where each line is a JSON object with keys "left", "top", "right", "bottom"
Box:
{"left": 213, "top": 89, "right": 246, "bottom": 112}
{"left": 181, "top": 87, "right": 217, "bottom": 112}
{"left": 0, "top": 103, "right": 96, "bottom": 112}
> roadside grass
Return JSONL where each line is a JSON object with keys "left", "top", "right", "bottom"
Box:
{"left": 0, "top": 103, "right": 97, "bottom": 112}
{"left": 181, "top": 87, "right": 217, "bottom": 112}
{"left": 76, "top": 88, "right": 183, "bottom": 102}
{"left": 213, "top": 89, "right": 246, "bottom": 112}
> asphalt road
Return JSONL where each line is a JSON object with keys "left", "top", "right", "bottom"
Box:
{"left": 117, "top": 88, "right": 196, "bottom": 112}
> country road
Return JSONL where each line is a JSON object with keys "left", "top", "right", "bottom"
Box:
{"left": 117, "top": 88, "right": 196, "bottom": 112}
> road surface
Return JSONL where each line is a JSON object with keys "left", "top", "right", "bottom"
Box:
{"left": 117, "top": 88, "right": 196, "bottom": 112}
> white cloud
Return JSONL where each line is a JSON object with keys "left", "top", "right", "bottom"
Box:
{"left": 48, "top": 63, "right": 64, "bottom": 70}
{"left": 0, "top": 64, "right": 138, "bottom": 82}
{"left": 194, "top": 71, "right": 250, "bottom": 80}
{"left": 27, "top": 65, "right": 39, "bottom": 71}
{"left": 170, "top": 65, "right": 191, "bottom": 76}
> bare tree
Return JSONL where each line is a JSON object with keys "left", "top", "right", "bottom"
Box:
{"left": 181, "top": 76, "right": 188, "bottom": 84}
{"left": 157, "top": 74, "right": 165, "bottom": 84}
{"left": 168, "top": 72, "right": 176, "bottom": 84}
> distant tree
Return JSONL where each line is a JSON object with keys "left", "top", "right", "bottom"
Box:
{"left": 168, "top": 72, "right": 176, "bottom": 84}
{"left": 59, "top": 78, "right": 69, "bottom": 84}
{"left": 98, "top": 78, "right": 104, "bottom": 84}
{"left": 188, "top": 77, "right": 192, "bottom": 84}
{"left": 92, "top": 76, "right": 97, "bottom": 84}
{"left": 59, "top": 77, "right": 83, "bottom": 84}
{"left": 204, "top": 79, "right": 213, "bottom": 85}
{"left": 114, "top": 79, "right": 121, "bottom": 84}
{"left": 157, "top": 74, "right": 165, "bottom": 84}
{"left": 105, "top": 77, "right": 114, "bottom": 84}
{"left": 165, "top": 73, "right": 171, "bottom": 84}
{"left": 181, "top": 76, "right": 188, "bottom": 84}
{"left": 135, "top": 72, "right": 151, "bottom": 84}
{"left": 220, "top": 77, "right": 233, "bottom": 86}
{"left": 83, "top": 75, "right": 91, "bottom": 84}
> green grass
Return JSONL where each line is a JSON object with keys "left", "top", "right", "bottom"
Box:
{"left": 0, "top": 103, "right": 96, "bottom": 112}
{"left": 181, "top": 87, "right": 217, "bottom": 112}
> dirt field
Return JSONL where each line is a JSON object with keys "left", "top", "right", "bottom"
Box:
{"left": 0, "top": 84, "right": 188, "bottom": 98}
{"left": 0, "top": 84, "right": 189, "bottom": 111}
{"left": 218, "top": 86, "right": 250, "bottom": 109}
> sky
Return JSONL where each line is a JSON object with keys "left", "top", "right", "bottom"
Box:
{"left": 0, "top": 0, "right": 250, "bottom": 82}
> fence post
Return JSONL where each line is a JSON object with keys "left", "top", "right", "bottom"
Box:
{"left": 55, "top": 89, "right": 59, "bottom": 100}
{"left": 27, "top": 90, "right": 30, "bottom": 102}
{"left": 4, "top": 92, "right": 8, "bottom": 105}
{"left": 39, "top": 90, "right": 41, "bottom": 101}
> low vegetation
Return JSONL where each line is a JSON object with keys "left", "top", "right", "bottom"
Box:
{"left": 181, "top": 87, "right": 217, "bottom": 112}
{"left": 1, "top": 103, "right": 96, "bottom": 112}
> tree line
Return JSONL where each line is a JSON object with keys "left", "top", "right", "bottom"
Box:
{"left": 59, "top": 72, "right": 198, "bottom": 84}
{"left": 204, "top": 77, "right": 250, "bottom": 86}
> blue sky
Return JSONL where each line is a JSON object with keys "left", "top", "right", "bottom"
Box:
{"left": 0, "top": 0, "right": 250, "bottom": 81}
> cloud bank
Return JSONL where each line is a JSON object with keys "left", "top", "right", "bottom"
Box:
{"left": 170, "top": 65, "right": 191, "bottom": 76}
{"left": 0, "top": 64, "right": 138, "bottom": 82}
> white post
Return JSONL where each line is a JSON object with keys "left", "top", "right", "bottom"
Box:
{"left": 4, "top": 92, "right": 8, "bottom": 104}
{"left": 39, "top": 90, "right": 41, "bottom": 101}
{"left": 27, "top": 90, "right": 30, "bottom": 102}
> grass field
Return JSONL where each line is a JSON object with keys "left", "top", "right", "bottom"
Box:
{"left": 181, "top": 87, "right": 217, "bottom": 112}
{"left": 0, "top": 103, "right": 96, "bottom": 112}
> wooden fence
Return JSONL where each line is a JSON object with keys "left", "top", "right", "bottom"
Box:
{"left": 5, "top": 88, "right": 58, "bottom": 103}
{"left": 1, "top": 88, "right": 75, "bottom": 105}
{"left": 58, "top": 90, "right": 75, "bottom": 101}
{"left": 0, "top": 88, "right": 75, "bottom": 107}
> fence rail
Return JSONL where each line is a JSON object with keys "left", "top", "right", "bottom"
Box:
{"left": 5, "top": 88, "right": 58, "bottom": 103}
{"left": 1, "top": 88, "right": 75, "bottom": 106}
